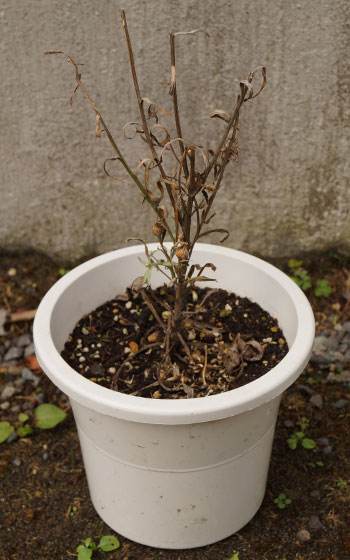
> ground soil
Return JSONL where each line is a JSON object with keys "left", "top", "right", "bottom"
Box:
{"left": 1, "top": 251, "right": 350, "bottom": 560}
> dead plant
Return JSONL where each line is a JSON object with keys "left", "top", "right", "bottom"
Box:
{"left": 44, "top": 10, "right": 267, "bottom": 394}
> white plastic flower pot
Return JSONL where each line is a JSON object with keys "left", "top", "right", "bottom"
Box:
{"left": 33, "top": 244, "right": 314, "bottom": 549}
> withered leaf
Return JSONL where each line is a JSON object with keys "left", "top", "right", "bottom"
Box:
{"left": 131, "top": 276, "right": 145, "bottom": 291}
{"left": 103, "top": 157, "right": 127, "bottom": 183}
{"left": 182, "top": 381, "right": 194, "bottom": 399}
{"left": 123, "top": 121, "right": 144, "bottom": 140}
{"left": 209, "top": 109, "right": 231, "bottom": 123}
{"left": 197, "top": 228, "right": 229, "bottom": 243}
{"left": 115, "top": 292, "right": 129, "bottom": 301}
{"left": 95, "top": 114, "right": 102, "bottom": 138}
{"left": 242, "top": 339, "right": 264, "bottom": 362}
{"left": 141, "top": 97, "right": 172, "bottom": 116}
{"left": 186, "top": 276, "right": 216, "bottom": 286}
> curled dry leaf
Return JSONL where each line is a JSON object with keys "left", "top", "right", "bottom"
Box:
{"left": 197, "top": 228, "right": 229, "bottom": 243}
{"left": 149, "top": 123, "right": 171, "bottom": 147}
{"left": 125, "top": 237, "right": 150, "bottom": 258}
{"left": 182, "top": 381, "right": 194, "bottom": 399}
{"left": 131, "top": 276, "right": 145, "bottom": 291}
{"left": 223, "top": 346, "right": 242, "bottom": 373}
{"left": 210, "top": 109, "right": 231, "bottom": 123}
{"left": 103, "top": 157, "right": 127, "bottom": 183}
{"left": 173, "top": 29, "right": 210, "bottom": 39}
{"left": 242, "top": 339, "right": 264, "bottom": 362}
{"left": 123, "top": 121, "right": 144, "bottom": 140}
{"left": 240, "top": 80, "right": 254, "bottom": 100}
{"left": 248, "top": 65, "right": 267, "bottom": 99}
{"left": 186, "top": 275, "right": 216, "bottom": 286}
{"left": 95, "top": 114, "right": 102, "bottom": 138}
{"left": 141, "top": 97, "right": 172, "bottom": 116}
{"left": 222, "top": 334, "right": 264, "bottom": 375}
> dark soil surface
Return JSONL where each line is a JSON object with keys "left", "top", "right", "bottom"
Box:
{"left": 1, "top": 251, "right": 350, "bottom": 560}
{"left": 61, "top": 286, "right": 287, "bottom": 398}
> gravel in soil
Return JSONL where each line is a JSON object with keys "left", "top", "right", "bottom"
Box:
{"left": 1, "top": 252, "right": 350, "bottom": 560}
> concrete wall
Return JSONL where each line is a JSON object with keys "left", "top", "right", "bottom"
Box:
{"left": 0, "top": 0, "right": 349, "bottom": 262}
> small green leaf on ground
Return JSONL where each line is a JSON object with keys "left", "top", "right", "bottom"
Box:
{"left": 76, "top": 545, "right": 93, "bottom": 560}
{"left": 18, "top": 412, "right": 29, "bottom": 423}
{"left": 274, "top": 493, "right": 292, "bottom": 509}
{"left": 227, "top": 553, "right": 240, "bottom": 560}
{"left": 98, "top": 535, "right": 120, "bottom": 551}
{"left": 301, "top": 437, "right": 316, "bottom": 449}
{"left": 288, "top": 259, "right": 303, "bottom": 269}
{"left": 314, "top": 278, "right": 332, "bottom": 297}
{"left": 35, "top": 403, "right": 66, "bottom": 429}
{"left": 291, "top": 268, "right": 312, "bottom": 291}
{"left": 0, "top": 421, "right": 14, "bottom": 443}
{"left": 58, "top": 268, "right": 69, "bottom": 276}
{"left": 82, "top": 537, "right": 96, "bottom": 549}
{"left": 17, "top": 425, "right": 33, "bottom": 438}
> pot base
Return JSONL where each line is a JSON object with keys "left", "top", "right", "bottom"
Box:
{"left": 73, "top": 396, "right": 280, "bottom": 549}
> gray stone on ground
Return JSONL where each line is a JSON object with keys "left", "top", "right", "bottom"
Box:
{"left": 322, "top": 445, "right": 333, "bottom": 455}
{"left": 16, "top": 333, "right": 33, "bottom": 347}
{"left": 297, "top": 529, "right": 311, "bottom": 542}
{"left": 308, "top": 516, "right": 323, "bottom": 530}
{"left": 1, "top": 385, "right": 16, "bottom": 400}
{"left": 4, "top": 346, "right": 23, "bottom": 362}
{"left": 0, "top": 309, "right": 8, "bottom": 336}
{"left": 21, "top": 367, "right": 38, "bottom": 382}
{"left": 336, "top": 370, "right": 350, "bottom": 383}
{"left": 310, "top": 393, "right": 323, "bottom": 409}
{"left": 310, "top": 353, "right": 334, "bottom": 365}
{"left": 24, "top": 343, "right": 35, "bottom": 357}
{"left": 7, "top": 431, "right": 18, "bottom": 443}
{"left": 333, "top": 399, "right": 349, "bottom": 409}
{"left": 296, "top": 384, "right": 314, "bottom": 396}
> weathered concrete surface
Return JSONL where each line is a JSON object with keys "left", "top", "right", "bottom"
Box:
{"left": 0, "top": 0, "right": 349, "bottom": 262}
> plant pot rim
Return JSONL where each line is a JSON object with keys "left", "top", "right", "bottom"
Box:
{"left": 33, "top": 243, "right": 315, "bottom": 424}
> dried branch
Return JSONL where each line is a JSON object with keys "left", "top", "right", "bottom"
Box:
{"left": 121, "top": 10, "right": 176, "bottom": 210}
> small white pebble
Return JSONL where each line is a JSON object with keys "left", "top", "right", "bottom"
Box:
{"left": 77, "top": 339, "right": 82, "bottom": 344}
{"left": 83, "top": 347, "right": 89, "bottom": 353}
{"left": 225, "top": 304, "right": 232, "bottom": 311}
{"left": 113, "top": 315, "right": 119, "bottom": 321}
{"left": 122, "top": 328, "right": 128, "bottom": 335}
{"left": 243, "top": 313, "right": 248, "bottom": 318}
{"left": 108, "top": 367, "right": 116, "bottom": 374}
{"left": 125, "top": 301, "right": 132, "bottom": 309}
{"left": 124, "top": 347, "right": 131, "bottom": 354}
{"left": 188, "top": 330, "right": 196, "bottom": 341}
{"left": 235, "top": 300, "right": 240, "bottom": 305}
{"left": 162, "top": 311, "right": 171, "bottom": 320}
{"left": 97, "top": 343, "right": 102, "bottom": 348}
{"left": 79, "top": 356, "right": 86, "bottom": 363}
{"left": 91, "top": 344, "right": 95, "bottom": 348}
{"left": 192, "top": 291, "right": 198, "bottom": 302}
